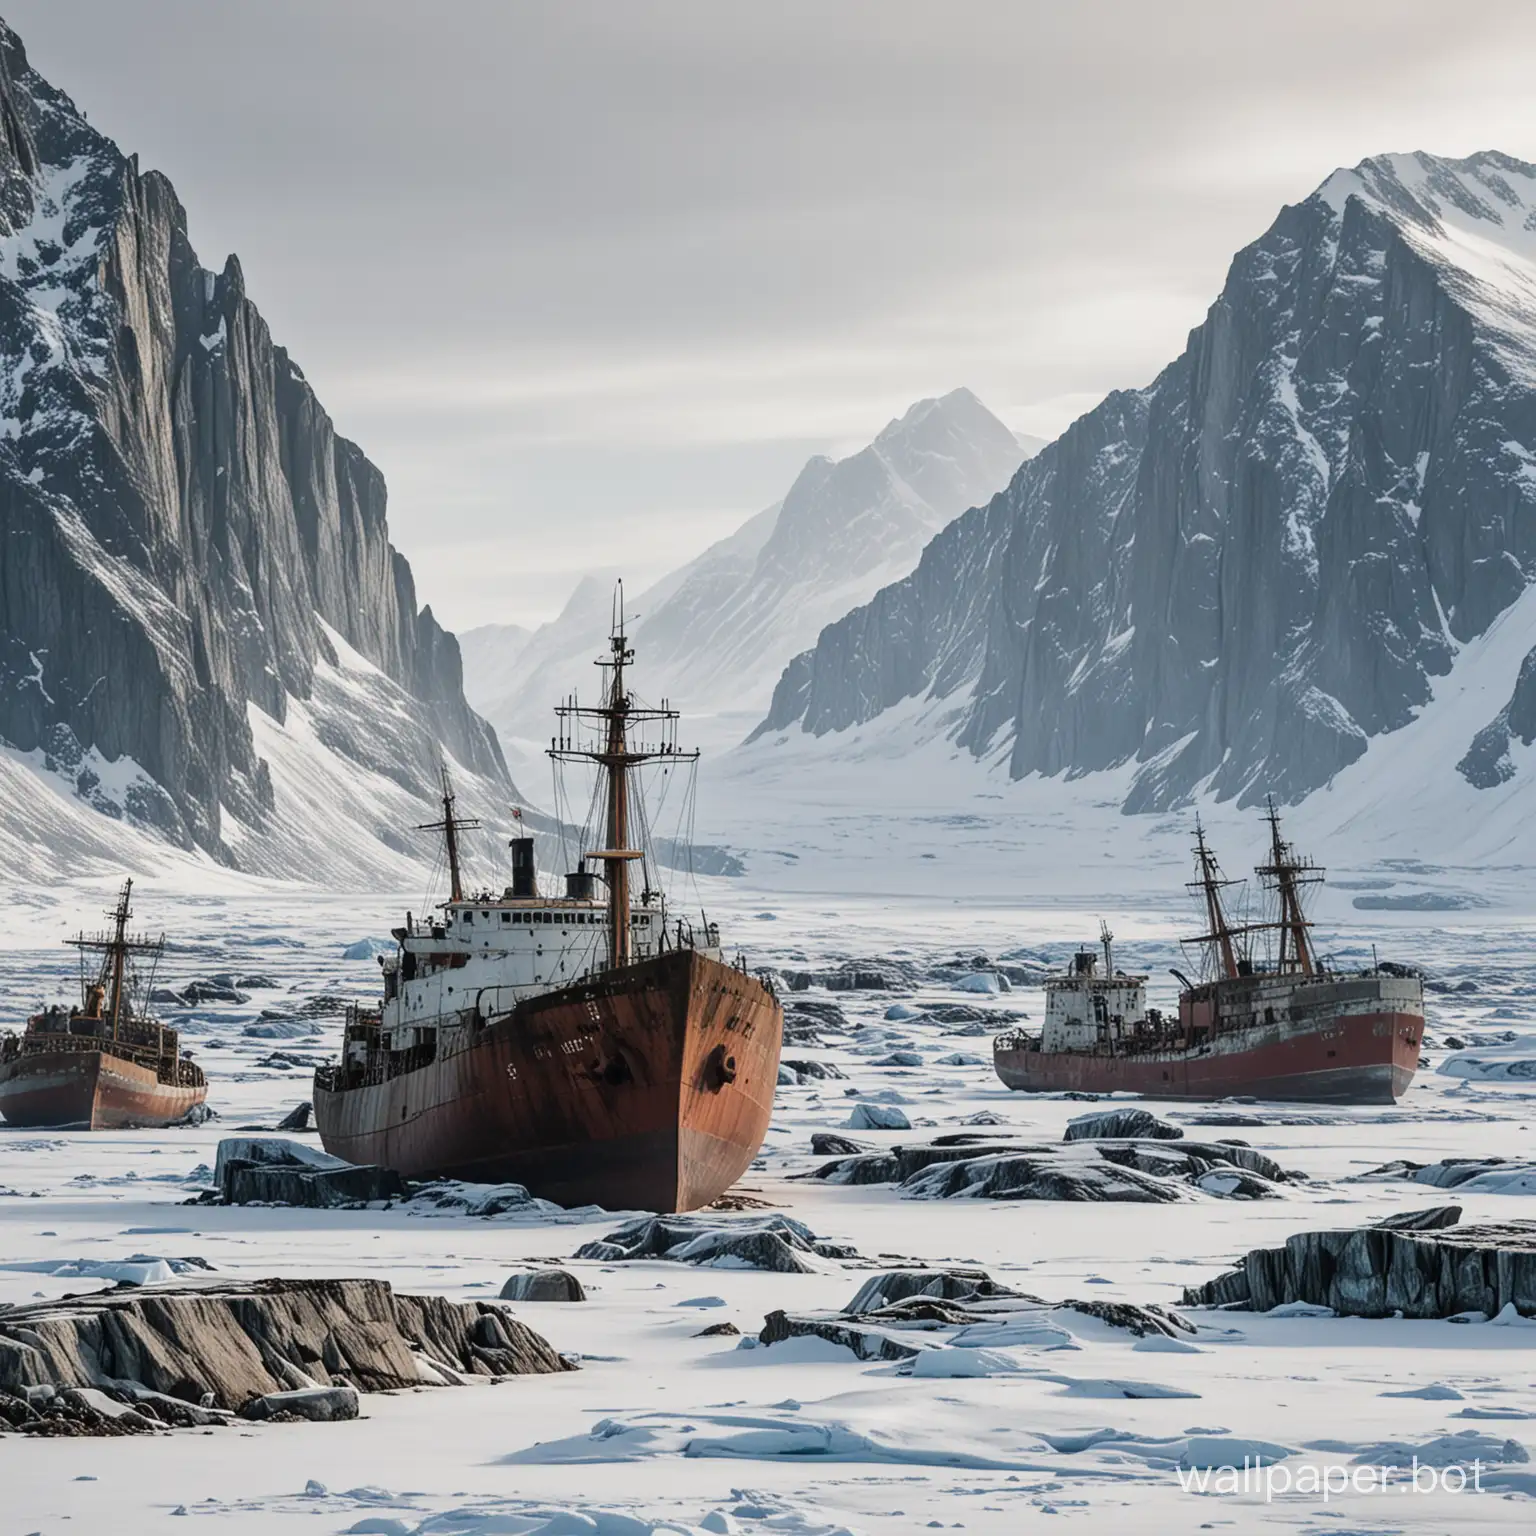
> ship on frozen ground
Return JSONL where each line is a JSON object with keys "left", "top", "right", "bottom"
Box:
{"left": 0, "top": 881, "right": 207, "bottom": 1129}
{"left": 314, "top": 600, "right": 784, "bottom": 1213}
{"left": 993, "top": 805, "right": 1424, "bottom": 1104}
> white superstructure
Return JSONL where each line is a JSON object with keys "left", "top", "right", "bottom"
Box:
{"left": 372, "top": 888, "right": 720, "bottom": 1055}
{"left": 1038, "top": 927, "right": 1149, "bottom": 1053}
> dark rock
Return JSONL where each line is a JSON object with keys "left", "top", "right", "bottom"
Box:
{"left": 109, "top": 1384, "right": 230, "bottom": 1427}
{"left": 1182, "top": 1219, "right": 1536, "bottom": 1317}
{"left": 212, "top": 1136, "right": 343, "bottom": 1187}
{"left": 1374, "top": 1205, "right": 1463, "bottom": 1232}
{"left": 573, "top": 1213, "right": 857, "bottom": 1273}
{"left": 693, "top": 1321, "right": 740, "bottom": 1337}
{"left": 843, "top": 1268, "right": 1026, "bottom": 1315}
{"left": 181, "top": 981, "right": 250, "bottom": 1006}
{"left": 274, "top": 1102, "right": 312, "bottom": 1132}
{"left": 902, "top": 1151, "right": 1185, "bottom": 1203}
{"left": 499, "top": 1270, "right": 585, "bottom": 1303}
{"left": 237, "top": 1384, "right": 358, "bottom": 1423}
{"left": 784, "top": 999, "right": 851, "bottom": 1031}
{"left": 221, "top": 1159, "right": 404, "bottom": 1208}
{"left": 759, "top": 1309, "right": 921, "bottom": 1361}
{"left": 1185, "top": 1266, "right": 1252, "bottom": 1309}
{"left": 782, "top": 959, "right": 920, "bottom": 994}
{"left": 1365, "top": 1156, "right": 1525, "bottom": 1190}
{"left": 810, "top": 1133, "right": 868, "bottom": 1157}
{"left": 925, "top": 1004, "right": 1006, "bottom": 1025}
{"left": 1444, "top": 1035, "right": 1467, "bottom": 1050}
{"left": 0, "top": 1278, "right": 571, "bottom": 1415}
{"left": 806, "top": 1136, "right": 1285, "bottom": 1203}
{"left": 807, "top": 1152, "right": 903, "bottom": 1186}
{"left": 1065, "top": 1108, "right": 1184, "bottom": 1142}
{"left": 0, "top": 20, "right": 511, "bottom": 868}
{"left": 782, "top": 1059, "right": 848, "bottom": 1081}
{"left": 1065, "top": 1300, "right": 1195, "bottom": 1338}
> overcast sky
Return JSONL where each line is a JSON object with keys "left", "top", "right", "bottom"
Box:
{"left": 7, "top": 1, "right": 1536, "bottom": 627}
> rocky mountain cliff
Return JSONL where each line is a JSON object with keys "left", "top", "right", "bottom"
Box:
{"left": 754, "top": 152, "right": 1536, "bottom": 812}
{"left": 464, "top": 389, "right": 1027, "bottom": 760}
{"left": 0, "top": 20, "right": 510, "bottom": 874}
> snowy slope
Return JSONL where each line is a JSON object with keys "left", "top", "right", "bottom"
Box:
{"left": 464, "top": 389, "right": 1027, "bottom": 768}
{"left": 741, "top": 152, "right": 1536, "bottom": 882}
{"left": 0, "top": 18, "right": 517, "bottom": 882}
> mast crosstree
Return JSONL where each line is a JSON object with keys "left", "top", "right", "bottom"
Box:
{"left": 418, "top": 765, "right": 481, "bottom": 903}
{"left": 1184, "top": 819, "right": 1243, "bottom": 981}
{"left": 65, "top": 879, "right": 165, "bottom": 1040}
{"left": 1255, "top": 796, "right": 1322, "bottom": 976}
{"left": 548, "top": 585, "right": 698, "bottom": 970}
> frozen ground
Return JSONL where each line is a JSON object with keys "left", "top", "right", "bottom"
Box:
{"left": 3, "top": 878, "right": 1536, "bottom": 1533}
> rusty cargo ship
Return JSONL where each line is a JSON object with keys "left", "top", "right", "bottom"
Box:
{"left": 0, "top": 880, "right": 207, "bottom": 1129}
{"left": 993, "top": 808, "right": 1424, "bottom": 1104}
{"left": 314, "top": 606, "right": 783, "bottom": 1212}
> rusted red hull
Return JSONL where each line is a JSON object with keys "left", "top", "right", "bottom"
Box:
{"left": 995, "top": 974, "right": 1425, "bottom": 1104}
{"left": 314, "top": 949, "right": 782, "bottom": 1213}
{"left": 0, "top": 1050, "right": 208, "bottom": 1129}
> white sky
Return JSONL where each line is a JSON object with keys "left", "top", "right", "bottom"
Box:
{"left": 8, "top": 0, "right": 1536, "bottom": 626}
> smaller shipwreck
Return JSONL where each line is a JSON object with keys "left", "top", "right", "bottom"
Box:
{"left": 994, "top": 804, "right": 1425, "bottom": 1104}
{"left": 0, "top": 880, "right": 207, "bottom": 1129}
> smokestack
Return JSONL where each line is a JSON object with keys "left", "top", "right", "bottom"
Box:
{"left": 565, "top": 860, "right": 596, "bottom": 901}
{"left": 510, "top": 837, "right": 537, "bottom": 898}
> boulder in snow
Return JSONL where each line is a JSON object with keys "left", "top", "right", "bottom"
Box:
{"left": 574, "top": 1213, "right": 858, "bottom": 1272}
{"left": 500, "top": 1269, "right": 586, "bottom": 1302}
{"left": 844, "top": 1103, "right": 911, "bottom": 1131}
{"left": 238, "top": 1384, "right": 359, "bottom": 1422}
{"left": 1065, "top": 1108, "right": 1184, "bottom": 1142}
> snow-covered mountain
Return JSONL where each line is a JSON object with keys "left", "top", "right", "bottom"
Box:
{"left": 752, "top": 152, "right": 1536, "bottom": 832}
{"left": 0, "top": 20, "right": 518, "bottom": 884}
{"left": 463, "top": 388, "right": 1027, "bottom": 763}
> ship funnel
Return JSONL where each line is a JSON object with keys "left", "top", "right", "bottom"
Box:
{"left": 510, "top": 837, "right": 537, "bottom": 898}
{"left": 565, "top": 860, "right": 596, "bottom": 901}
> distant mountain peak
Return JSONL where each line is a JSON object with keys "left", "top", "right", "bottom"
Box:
{"left": 752, "top": 146, "right": 1536, "bottom": 824}
{"left": 461, "top": 389, "right": 1025, "bottom": 760}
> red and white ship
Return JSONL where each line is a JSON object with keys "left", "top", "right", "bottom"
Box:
{"left": 993, "top": 807, "right": 1424, "bottom": 1104}
{"left": 0, "top": 881, "right": 207, "bottom": 1129}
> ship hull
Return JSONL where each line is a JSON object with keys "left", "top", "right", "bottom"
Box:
{"left": 314, "top": 948, "right": 782, "bottom": 1213}
{"left": 0, "top": 1050, "right": 207, "bottom": 1129}
{"left": 995, "top": 974, "right": 1423, "bottom": 1104}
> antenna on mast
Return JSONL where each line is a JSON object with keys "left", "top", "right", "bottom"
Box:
{"left": 418, "top": 764, "right": 480, "bottom": 903}
{"left": 549, "top": 580, "right": 698, "bottom": 971}
{"left": 65, "top": 878, "right": 164, "bottom": 1041}
{"left": 1183, "top": 819, "right": 1243, "bottom": 981}
{"left": 1255, "top": 796, "right": 1323, "bottom": 975}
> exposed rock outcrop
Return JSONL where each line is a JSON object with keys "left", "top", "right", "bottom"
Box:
{"left": 0, "top": 19, "right": 510, "bottom": 868}
{"left": 1182, "top": 1215, "right": 1536, "bottom": 1317}
{"left": 1064, "top": 1108, "right": 1184, "bottom": 1142}
{"left": 753, "top": 153, "right": 1536, "bottom": 812}
{"left": 574, "top": 1213, "right": 859, "bottom": 1272}
{"left": 500, "top": 1270, "right": 586, "bottom": 1303}
{"left": 807, "top": 1137, "right": 1288, "bottom": 1202}
{"left": 0, "top": 1277, "right": 572, "bottom": 1426}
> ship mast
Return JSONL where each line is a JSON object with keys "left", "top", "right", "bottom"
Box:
{"left": 549, "top": 584, "right": 698, "bottom": 971}
{"left": 418, "top": 765, "right": 480, "bottom": 904}
{"left": 1186, "top": 820, "right": 1242, "bottom": 981}
{"left": 66, "top": 879, "right": 163, "bottom": 1040}
{"left": 1255, "top": 797, "right": 1322, "bottom": 975}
